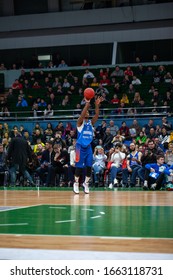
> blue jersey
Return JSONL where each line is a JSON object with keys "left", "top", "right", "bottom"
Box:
{"left": 77, "top": 120, "right": 94, "bottom": 148}
{"left": 129, "top": 151, "right": 140, "bottom": 166}
{"left": 145, "top": 163, "right": 168, "bottom": 175}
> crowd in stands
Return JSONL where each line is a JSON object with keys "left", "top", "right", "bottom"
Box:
{"left": 0, "top": 116, "right": 173, "bottom": 190}
{"left": 0, "top": 56, "right": 173, "bottom": 190}
{"left": 0, "top": 59, "right": 173, "bottom": 118}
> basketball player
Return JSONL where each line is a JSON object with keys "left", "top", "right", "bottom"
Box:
{"left": 73, "top": 96, "right": 103, "bottom": 194}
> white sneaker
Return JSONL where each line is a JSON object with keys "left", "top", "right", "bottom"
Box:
{"left": 108, "top": 183, "right": 113, "bottom": 189}
{"left": 113, "top": 178, "right": 118, "bottom": 184}
{"left": 73, "top": 182, "right": 79, "bottom": 194}
{"left": 83, "top": 182, "right": 89, "bottom": 194}
{"left": 151, "top": 183, "right": 156, "bottom": 190}
{"left": 144, "top": 180, "right": 148, "bottom": 187}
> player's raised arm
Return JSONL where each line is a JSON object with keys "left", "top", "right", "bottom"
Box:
{"left": 92, "top": 96, "right": 104, "bottom": 126}
{"left": 77, "top": 99, "right": 90, "bottom": 127}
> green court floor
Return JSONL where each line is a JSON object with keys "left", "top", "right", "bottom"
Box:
{"left": 0, "top": 205, "right": 173, "bottom": 238}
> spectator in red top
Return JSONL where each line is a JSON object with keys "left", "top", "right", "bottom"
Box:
{"left": 12, "top": 79, "right": 23, "bottom": 90}
{"left": 99, "top": 68, "right": 109, "bottom": 78}
{"left": 124, "top": 66, "right": 134, "bottom": 77}
{"left": 100, "top": 75, "right": 111, "bottom": 86}
{"left": 119, "top": 121, "right": 130, "bottom": 138}
{"left": 81, "top": 59, "right": 90, "bottom": 67}
{"left": 110, "top": 94, "right": 120, "bottom": 105}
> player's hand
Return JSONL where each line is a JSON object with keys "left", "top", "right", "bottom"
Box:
{"left": 95, "top": 96, "right": 104, "bottom": 105}
{"left": 84, "top": 97, "right": 90, "bottom": 103}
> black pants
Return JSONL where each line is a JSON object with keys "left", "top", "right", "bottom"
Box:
{"left": 148, "top": 173, "right": 165, "bottom": 190}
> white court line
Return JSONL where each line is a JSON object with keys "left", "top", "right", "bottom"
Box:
{"left": 0, "top": 232, "right": 172, "bottom": 240}
{"left": 49, "top": 206, "right": 67, "bottom": 209}
{"left": 81, "top": 208, "right": 94, "bottom": 211}
{"left": 55, "top": 220, "right": 76, "bottom": 223}
{"left": 0, "top": 223, "right": 28, "bottom": 226}
{"left": 0, "top": 204, "right": 43, "bottom": 212}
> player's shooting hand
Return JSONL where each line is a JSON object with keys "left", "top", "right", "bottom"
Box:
{"left": 84, "top": 97, "right": 90, "bottom": 103}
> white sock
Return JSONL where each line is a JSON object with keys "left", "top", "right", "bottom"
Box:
{"left": 85, "top": 176, "right": 90, "bottom": 184}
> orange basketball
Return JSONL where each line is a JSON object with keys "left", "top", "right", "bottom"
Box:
{"left": 84, "top": 87, "right": 95, "bottom": 100}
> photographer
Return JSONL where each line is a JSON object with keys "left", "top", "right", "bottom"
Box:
{"left": 53, "top": 131, "right": 66, "bottom": 149}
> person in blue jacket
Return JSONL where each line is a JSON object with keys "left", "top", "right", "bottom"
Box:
{"left": 73, "top": 95, "right": 103, "bottom": 194}
{"left": 145, "top": 155, "right": 168, "bottom": 190}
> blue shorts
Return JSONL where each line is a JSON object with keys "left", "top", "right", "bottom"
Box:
{"left": 75, "top": 143, "right": 93, "bottom": 168}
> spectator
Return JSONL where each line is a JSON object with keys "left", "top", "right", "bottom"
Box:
{"left": 119, "top": 121, "right": 130, "bottom": 139}
{"left": 16, "top": 96, "right": 28, "bottom": 107}
{"left": 52, "top": 77, "right": 61, "bottom": 88}
{"left": 32, "top": 129, "right": 44, "bottom": 145}
{"left": 145, "top": 66, "right": 155, "bottom": 77}
{"left": 120, "top": 93, "right": 129, "bottom": 105}
{"left": 110, "top": 94, "right": 120, "bottom": 105}
{"left": 38, "top": 98, "right": 47, "bottom": 107}
{"left": 129, "top": 119, "right": 142, "bottom": 135}
{"left": 44, "top": 104, "right": 54, "bottom": 118}
{"left": 113, "top": 83, "right": 121, "bottom": 95}
{"left": 0, "top": 106, "right": 10, "bottom": 118}
{"left": 51, "top": 143, "right": 70, "bottom": 187}
{"left": 145, "top": 155, "right": 167, "bottom": 190}
{"left": 61, "top": 95, "right": 70, "bottom": 107}
{"left": 6, "top": 135, "right": 35, "bottom": 187}
{"left": 99, "top": 68, "right": 109, "bottom": 79}
{"left": 62, "top": 78, "right": 71, "bottom": 89}
{"left": 138, "top": 139, "right": 164, "bottom": 189}
{"left": 58, "top": 59, "right": 68, "bottom": 68}
{"left": 135, "top": 131, "right": 147, "bottom": 146}
{"left": 110, "top": 66, "right": 124, "bottom": 78}
{"left": 81, "top": 59, "right": 90, "bottom": 67}
{"left": 131, "top": 75, "right": 142, "bottom": 85}
{"left": 135, "top": 64, "right": 145, "bottom": 76}
{"left": 161, "top": 116, "right": 172, "bottom": 132}
{"left": 165, "top": 142, "right": 173, "bottom": 166}
{"left": 102, "top": 127, "right": 113, "bottom": 152}
{"left": 36, "top": 140, "right": 55, "bottom": 187}
{"left": 124, "top": 66, "right": 134, "bottom": 77}
{"left": 127, "top": 84, "right": 135, "bottom": 95}
{"left": 122, "top": 142, "right": 142, "bottom": 188}
{"left": 0, "top": 143, "right": 8, "bottom": 185}
{"left": 108, "top": 120, "right": 119, "bottom": 136}
{"left": 158, "top": 127, "right": 170, "bottom": 149}
{"left": 90, "top": 77, "right": 99, "bottom": 87}
{"left": 12, "top": 79, "right": 23, "bottom": 90}
{"left": 151, "top": 89, "right": 160, "bottom": 105}
{"left": 100, "top": 75, "right": 111, "bottom": 86}
{"left": 143, "top": 119, "right": 156, "bottom": 136}
{"left": 95, "top": 84, "right": 109, "bottom": 96}
{"left": 164, "top": 72, "right": 172, "bottom": 83}
{"left": 108, "top": 143, "right": 126, "bottom": 189}
{"left": 92, "top": 145, "right": 107, "bottom": 187}
{"left": 83, "top": 69, "right": 95, "bottom": 79}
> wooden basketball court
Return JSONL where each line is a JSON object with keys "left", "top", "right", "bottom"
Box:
{"left": 0, "top": 189, "right": 173, "bottom": 259}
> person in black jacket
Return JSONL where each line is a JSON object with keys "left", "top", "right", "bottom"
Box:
{"left": 35, "top": 140, "right": 55, "bottom": 187}
{"left": 6, "top": 135, "right": 35, "bottom": 187}
{"left": 52, "top": 144, "right": 70, "bottom": 187}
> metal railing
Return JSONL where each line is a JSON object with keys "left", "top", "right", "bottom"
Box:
{"left": 0, "top": 106, "right": 171, "bottom": 122}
